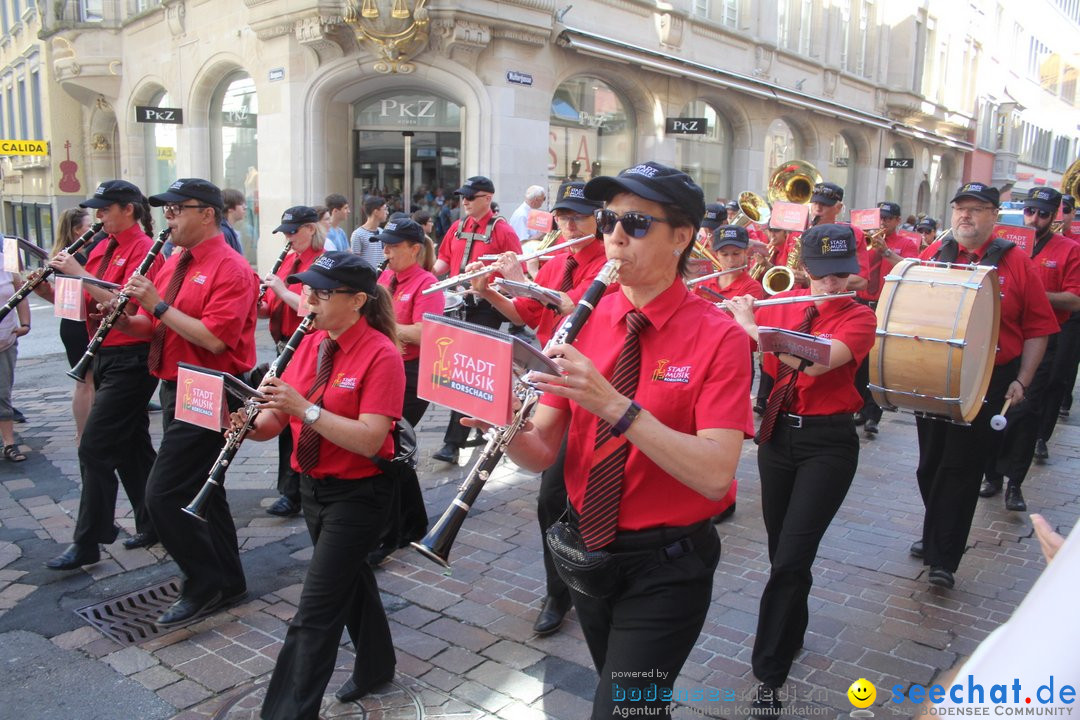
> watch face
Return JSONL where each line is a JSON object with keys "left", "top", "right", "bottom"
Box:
{"left": 304, "top": 405, "right": 320, "bottom": 424}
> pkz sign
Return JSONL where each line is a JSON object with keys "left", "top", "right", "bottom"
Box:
{"left": 135, "top": 106, "right": 183, "bottom": 124}
{"left": 884, "top": 157, "right": 914, "bottom": 169}
{"left": 666, "top": 117, "right": 708, "bottom": 135}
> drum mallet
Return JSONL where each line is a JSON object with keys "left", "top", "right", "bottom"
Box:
{"left": 990, "top": 399, "right": 1012, "bottom": 431}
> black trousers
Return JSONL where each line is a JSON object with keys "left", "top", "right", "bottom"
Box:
{"left": 276, "top": 425, "right": 299, "bottom": 503}
{"left": 537, "top": 435, "right": 569, "bottom": 601}
{"left": 991, "top": 336, "right": 1056, "bottom": 487}
{"left": 443, "top": 301, "right": 502, "bottom": 446}
{"left": 1040, "top": 314, "right": 1080, "bottom": 441}
{"left": 752, "top": 415, "right": 858, "bottom": 687}
{"left": 916, "top": 361, "right": 1016, "bottom": 572}
{"left": 145, "top": 381, "right": 245, "bottom": 601}
{"left": 74, "top": 344, "right": 159, "bottom": 545}
{"left": 261, "top": 474, "right": 396, "bottom": 720}
{"left": 568, "top": 520, "right": 720, "bottom": 720}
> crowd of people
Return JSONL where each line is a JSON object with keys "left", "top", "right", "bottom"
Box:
{"left": 0, "top": 163, "right": 1077, "bottom": 720}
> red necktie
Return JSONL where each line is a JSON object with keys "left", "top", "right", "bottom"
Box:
{"left": 147, "top": 250, "right": 193, "bottom": 374}
{"left": 268, "top": 254, "right": 302, "bottom": 342}
{"left": 95, "top": 237, "right": 119, "bottom": 279}
{"left": 867, "top": 247, "right": 882, "bottom": 297}
{"left": 559, "top": 254, "right": 579, "bottom": 293}
{"left": 578, "top": 310, "right": 649, "bottom": 550}
{"left": 756, "top": 305, "right": 819, "bottom": 445}
{"left": 295, "top": 337, "right": 340, "bottom": 472}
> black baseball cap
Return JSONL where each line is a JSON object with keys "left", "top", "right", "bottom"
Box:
{"left": 811, "top": 182, "right": 844, "bottom": 206}
{"left": 455, "top": 176, "right": 495, "bottom": 198}
{"left": 712, "top": 225, "right": 749, "bottom": 250}
{"left": 877, "top": 202, "right": 901, "bottom": 219}
{"left": 80, "top": 180, "right": 145, "bottom": 209}
{"left": 552, "top": 181, "right": 602, "bottom": 215}
{"left": 585, "top": 161, "right": 706, "bottom": 230}
{"left": 380, "top": 218, "right": 427, "bottom": 245}
{"left": 725, "top": 201, "right": 739, "bottom": 212}
{"left": 273, "top": 206, "right": 319, "bottom": 234}
{"left": 915, "top": 217, "right": 938, "bottom": 232}
{"left": 950, "top": 182, "right": 1000, "bottom": 207}
{"left": 1023, "top": 187, "right": 1062, "bottom": 214}
{"left": 702, "top": 203, "right": 726, "bottom": 230}
{"left": 148, "top": 178, "right": 225, "bottom": 210}
{"left": 287, "top": 251, "right": 378, "bottom": 294}
{"left": 1062, "top": 195, "right": 1076, "bottom": 213}
{"left": 800, "top": 223, "right": 860, "bottom": 276}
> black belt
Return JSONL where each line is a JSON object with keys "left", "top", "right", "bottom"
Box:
{"left": 567, "top": 504, "right": 712, "bottom": 561}
{"left": 778, "top": 412, "right": 855, "bottom": 429}
{"left": 96, "top": 342, "right": 150, "bottom": 357}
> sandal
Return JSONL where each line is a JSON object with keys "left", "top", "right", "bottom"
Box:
{"left": 3, "top": 444, "right": 26, "bottom": 462}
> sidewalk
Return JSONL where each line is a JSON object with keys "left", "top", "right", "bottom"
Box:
{"left": 1, "top": 347, "right": 1077, "bottom": 719}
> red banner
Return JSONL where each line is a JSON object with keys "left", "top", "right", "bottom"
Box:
{"left": 1070, "top": 220, "right": 1080, "bottom": 237}
{"left": 53, "top": 276, "right": 86, "bottom": 321}
{"left": 770, "top": 201, "right": 809, "bottom": 231}
{"left": 418, "top": 318, "right": 515, "bottom": 426}
{"left": 850, "top": 208, "right": 881, "bottom": 231}
{"left": 896, "top": 229, "right": 922, "bottom": 246}
{"left": 993, "top": 224, "right": 1035, "bottom": 254}
{"left": 527, "top": 209, "right": 554, "bottom": 233}
{"left": 175, "top": 365, "right": 228, "bottom": 431}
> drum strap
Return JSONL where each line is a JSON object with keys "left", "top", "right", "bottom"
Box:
{"left": 455, "top": 215, "right": 507, "bottom": 274}
{"left": 934, "top": 236, "right": 1015, "bottom": 266}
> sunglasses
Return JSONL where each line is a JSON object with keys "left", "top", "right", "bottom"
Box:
{"left": 807, "top": 272, "right": 851, "bottom": 281}
{"left": 916, "top": 227, "right": 935, "bottom": 234}
{"left": 1023, "top": 207, "right": 1053, "bottom": 220}
{"left": 595, "top": 209, "right": 671, "bottom": 238}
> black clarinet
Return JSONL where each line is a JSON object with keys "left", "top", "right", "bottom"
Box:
{"left": 182, "top": 312, "right": 316, "bottom": 521}
{"left": 258, "top": 242, "right": 292, "bottom": 305}
{"left": 0, "top": 222, "right": 104, "bottom": 323}
{"left": 68, "top": 228, "right": 171, "bottom": 382}
{"left": 412, "top": 259, "right": 620, "bottom": 569}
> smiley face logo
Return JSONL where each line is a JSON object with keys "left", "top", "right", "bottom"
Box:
{"left": 847, "top": 678, "right": 876, "bottom": 709}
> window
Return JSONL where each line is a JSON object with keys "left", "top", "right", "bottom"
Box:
{"left": 144, "top": 90, "right": 177, "bottom": 196}
{"left": 17, "top": 78, "right": 27, "bottom": 140}
{"left": 798, "top": 0, "right": 813, "bottom": 54}
{"left": 1052, "top": 136, "right": 1073, "bottom": 173}
{"left": 674, "top": 100, "right": 731, "bottom": 205}
{"left": 763, "top": 119, "right": 798, "bottom": 185}
{"left": 828, "top": 134, "right": 855, "bottom": 208}
{"left": 5, "top": 86, "right": 13, "bottom": 138}
{"left": 885, "top": 143, "right": 908, "bottom": 206}
{"left": 549, "top": 76, "right": 635, "bottom": 199}
{"left": 210, "top": 72, "right": 258, "bottom": 263}
{"left": 30, "top": 70, "right": 41, "bottom": 139}
{"left": 1062, "top": 65, "right": 1077, "bottom": 106}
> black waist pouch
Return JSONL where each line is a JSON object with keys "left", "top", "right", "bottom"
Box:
{"left": 545, "top": 520, "right": 618, "bottom": 599}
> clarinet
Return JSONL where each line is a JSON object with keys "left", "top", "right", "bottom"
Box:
{"left": 258, "top": 242, "right": 292, "bottom": 304}
{"left": 182, "top": 312, "right": 316, "bottom": 521}
{"left": 68, "top": 228, "right": 171, "bottom": 383}
{"left": 412, "top": 259, "right": 620, "bottom": 569}
{"left": 0, "top": 222, "right": 104, "bottom": 323}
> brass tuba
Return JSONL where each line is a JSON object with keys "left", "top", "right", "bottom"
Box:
{"left": 1056, "top": 157, "right": 1080, "bottom": 232}
{"left": 729, "top": 191, "right": 772, "bottom": 228}
{"left": 766, "top": 160, "right": 823, "bottom": 206}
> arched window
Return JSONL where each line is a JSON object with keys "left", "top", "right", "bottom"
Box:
{"left": 674, "top": 100, "right": 732, "bottom": 204}
{"left": 549, "top": 76, "right": 634, "bottom": 199}
{"left": 884, "top": 142, "right": 907, "bottom": 207}
{"left": 828, "top": 133, "right": 854, "bottom": 207}
{"left": 143, "top": 90, "right": 176, "bottom": 197}
{"left": 210, "top": 72, "right": 258, "bottom": 263}
{"left": 764, "top": 118, "right": 798, "bottom": 184}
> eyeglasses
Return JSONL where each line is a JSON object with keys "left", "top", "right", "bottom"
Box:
{"left": 595, "top": 209, "right": 671, "bottom": 238}
{"left": 462, "top": 193, "right": 491, "bottom": 201}
{"left": 163, "top": 203, "right": 212, "bottom": 216}
{"left": 951, "top": 204, "right": 995, "bottom": 216}
{"left": 555, "top": 213, "right": 592, "bottom": 224}
{"left": 807, "top": 272, "right": 851, "bottom": 281}
{"left": 1023, "top": 207, "right": 1053, "bottom": 220}
{"left": 302, "top": 285, "right": 358, "bottom": 301}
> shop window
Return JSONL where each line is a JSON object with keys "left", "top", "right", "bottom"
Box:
{"left": 210, "top": 72, "right": 258, "bottom": 263}
{"left": 549, "top": 76, "right": 634, "bottom": 200}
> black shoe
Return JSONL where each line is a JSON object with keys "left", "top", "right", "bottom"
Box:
{"left": 266, "top": 496, "right": 301, "bottom": 517}
{"left": 122, "top": 532, "right": 158, "bottom": 550}
{"left": 1060, "top": 406, "right": 1071, "bottom": 419}
{"left": 335, "top": 673, "right": 394, "bottom": 703}
{"left": 45, "top": 543, "right": 100, "bottom": 570}
{"left": 864, "top": 418, "right": 879, "bottom": 436}
{"left": 1034, "top": 439, "right": 1049, "bottom": 462}
{"left": 753, "top": 400, "right": 766, "bottom": 416}
{"left": 12, "top": 407, "right": 26, "bottom": 423}
{"left": 156, "top": 592, "right": 222, "bottom": 627}
{"left": 1005, "top": 483, "right": 1027, "bottom": 512}
{"left": 367, "top": 545, "right": 394, "bottom": 567}
{"left": 147, "top": 401, "right": 162, "bottom": 412}
{"left": 532, "top": 595, "right": 571, "bottom": 636}
{"left": 979, "top": 476, "right": 1003, "bottom": 498}
{"left": 928, "top": 567, "right": 955, "bottom": 589}
{"left": 853, "top": 411, "right": 867, "bottom": 426}
{"left": 432, "top": 443, "right": 459, "bottom": 464}
{"left": 711, "top": 503, "right": 736, "bottom": 524}
{"left": 751, "top": 684, "right": 782, "bottom": 717}
{"left": 221, "top": 585, "right": 248, "bottom": 606}
{"left": 909, "top": 540, "right": 924, "bottom": 559}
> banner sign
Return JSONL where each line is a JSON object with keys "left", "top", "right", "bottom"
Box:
{"left": 175, "top": 366, "right": 228, "bottom": 431}
{"left": 770, "top": 202, "right": 809, "bottom": 232}
{"left": 527, "top": 209, "right": 554, "bottom": 233}
{"left": 993, "top": 224, "right": 1035, "bottom": 254}
{"left": 0, "top": 140, "right": 47, "bottom": 156}
{"left": 850, "top": 208, "right": 881, "bottom": 231}
{"left": 53, "top": 276, "right": 86, "bottom": 321}
{"left": 417, "top": 317, "right": 515, "bottom": 426}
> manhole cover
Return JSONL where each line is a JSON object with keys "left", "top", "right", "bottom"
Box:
{"left": 211, "top": 674, "right": 425, "bottom": 719}
{"left": 74, "top": 577, "right": 182, "bottom": 646}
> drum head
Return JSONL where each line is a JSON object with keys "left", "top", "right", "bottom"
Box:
{"left": 958, "top": 268, "right": 1000, "bottom": 422}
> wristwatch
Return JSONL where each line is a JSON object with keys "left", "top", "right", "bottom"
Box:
{"left": 302, "top": 404, "right": 322, "bottom": 425}
{"left": 152, "top": 301, "right": 170, "bottom": 318}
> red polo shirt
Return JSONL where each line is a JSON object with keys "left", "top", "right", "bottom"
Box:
{"left": 281, "top": 317, "right": 404, "bottom": 479}
{"left": 860, "top": 231, "right": 920, "bottom": 302}
{"left": 84, "top": 223, "right": 164, "bottom": 348}
{"left": 696, "top": 269, "right": 764, "bottom": 302}
{"left": 437, "top": 211, "right": 523, "bottom": 274}
{"left": 1030, "top": 233, "right": 1080, "bottom": 327}
{"left": 378, "top": 262, "right": 444, "bottom": 362}
{"left": 541, "top": 279, "right": 754, "bottom": 530}
{"left": 757, "top": 288, "right": 877, "bottom": 415}
{"left": 512, "top": 238, "right": 614, "bottom": 346}
{"left": 265, "top": 245, "right": 322, "bottom": 340}
{"left": 921, "top": 239, "right": 1058, "bottom": 365}
{"left": 141, "top": 233, "right": 258, "bottom": 381}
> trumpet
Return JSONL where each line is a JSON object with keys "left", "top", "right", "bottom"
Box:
{"left": 68, "top": 228, "right": 171, "bottom": 382}
{"left": 0, "top": 222, "right": 104, "bottom": 323}
{"left": 412, "top": 259, "right": 620, "bottom": 569}
{"left": 182, "top": 313, "right": 316, "bottom": 521}
{"left": 692, "top": 240, "right": 725, "bottom": 273}
{"left": 422, "top": 234, "right": 595, "bottom": 295}
{"left": 865, "top": 227, "right": 888, "bottom": 252}
{"left": 258, "top": 241, "right": 292, "bottom": 304}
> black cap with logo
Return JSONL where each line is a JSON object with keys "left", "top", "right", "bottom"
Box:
{"left": 1023, "top": 186, "right": 1063, "bottom": 214}
{"left": 380, "top": 218, "right": 428, "bottom": 245}
{"left": 552, "top": 181, "right": 602, "bottom": 215}
{"left": 702, "top": 203, "right": 726, "bottom": 231}
{"left": 273, "top": 206, "right": 319, "bottom": 234}
{"left": 712, "top": 225, "right": 749, "bottom": 250}
{"left": 950, "top": 182, "right": 1000, "bottom": 208}
{"left": 80, "top": 180, "right": 146, "bottom": 209}
{"left": 584, "top": 161, "right": 706, "bottom": 230}
{"left": 799, "top": 223, "right": 860, "bottom": 277}
{"left": 454, "top": 176, "right": 495, "bottom": 198}
{"left": 148, "top": 178, "right": 225, "bottom": 210}
{"left": 877, "top": 202, "right": 901, "bottom": 219}
{"left": 915, "top": 217, "right": 938, "bottom": 232}
{"left": 287, "top": 251, "right": 378, "bottom": 294}
{"left": 811, "top": 182, "right": 844, "bottom": 206}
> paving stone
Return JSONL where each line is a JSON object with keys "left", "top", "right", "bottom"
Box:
{"left": 104, "top": 646, "right": 159, "bottom": 675}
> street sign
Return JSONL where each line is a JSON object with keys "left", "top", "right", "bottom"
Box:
{"left": 884, "top": 157, "right": 914, "bottom": 169}
{"left": 0, "top": 140, "right": 48, "bottom": 156}
{"left": 135, "top": 106, "right": 184, "bottom": 124}
{"left": 506, "top": 70, "right": 533, "bottom": 86}
{"left": 666, "top": 118, "right": 708, "bottom": 135}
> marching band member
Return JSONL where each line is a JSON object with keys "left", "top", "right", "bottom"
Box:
{"left": 44, "top": 181, "right": 165, "bottom": 570}
{"left": 120, "top": 178, "right": 258, "bottom": 626}
{"left": 239, "top": 253, "right": 404, "bottom": 719}
{"left": 495, "top": 162, "right": 752, "bottom": 719}
{"left": 915, "top": 217, "right": 938, "bottom": 251}
{"left": 260, "top": 206, "right": 326, "bottom": 518}
{"left": 695, "top": 224, "right": 764, "bottom": 302}
{"left": 728, "top": 224, "right": 877, "bottom": 717}
{"left": 808, "top": 182, "right": 870, "bottom": 293}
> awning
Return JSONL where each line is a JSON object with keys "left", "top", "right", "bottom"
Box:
{"left": 556, "top": 27, "right": 975, "bottom": 153}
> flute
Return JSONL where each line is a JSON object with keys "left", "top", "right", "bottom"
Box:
{"left": 422, "top": 234, "right": 594, "bottom": 295}
{"left": 686, "top": 265, "right": 748, "bottom": 286}
{"left": 0, "top": 222, "right": 104, "bottom": 323}
{"left": 722, "top": 291, "right": 856, "bottom": 309}
{"left": 68, "top": 228, "right": 171, "bottom": 382}
{"left": 258, "top": 241, "right": 292, "bottom": 304}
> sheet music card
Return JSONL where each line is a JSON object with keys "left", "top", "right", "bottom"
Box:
{"left": 757, "top": 326, "right": 832, "bottom": 366}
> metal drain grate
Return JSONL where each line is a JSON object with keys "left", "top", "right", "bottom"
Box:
{"left": 74, "top": 577, "right": 182, "bottom": 646}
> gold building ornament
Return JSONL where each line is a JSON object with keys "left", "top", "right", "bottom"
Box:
{"left": 346, "top": 0, "right": 429, "bottom": 74}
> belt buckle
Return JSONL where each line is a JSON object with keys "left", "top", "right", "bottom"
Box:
{"left": 787, "top": 413, "right": 803, "bottom": 429}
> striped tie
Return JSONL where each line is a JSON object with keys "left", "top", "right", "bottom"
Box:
{"left": 294, "top": 337, "right": 339, "bottom": 472}
{"left": 578, "top": 309, "right": 649, "bottom": 550}
{"left": 755, "top": 304, "right": 819, "bottom": 445}
{"left": 95, "top": 237, "right": 119, "bottom": 279}
{"left": 146, "top": 249, "right": 193, "bottom": 374}
{"left": 559, "top": 254, "right": 579, "bottom": 293}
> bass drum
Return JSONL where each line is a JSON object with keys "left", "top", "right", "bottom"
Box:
{"left": 869, "top": 259, "right": 1000, "bottom": 424}
{"left": 443, "top": 292, "right": 466, "bottom": 321}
